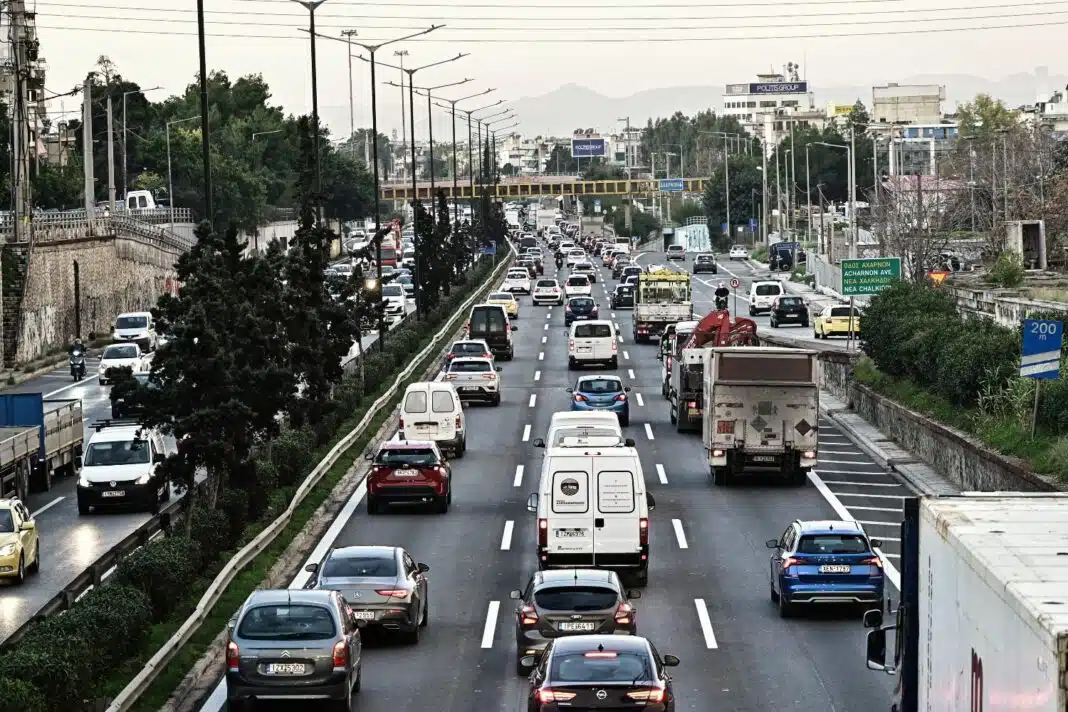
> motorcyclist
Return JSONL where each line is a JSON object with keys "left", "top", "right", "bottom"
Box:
{"left": 714, "top": 281, "right": 730, "bottom": 309}
{"left": 69, "top": 337, "right": 84, "bottom": 356}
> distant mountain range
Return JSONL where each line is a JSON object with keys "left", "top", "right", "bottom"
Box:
{"left": 511, "top": 69, "right": 1068, "bottom": 138}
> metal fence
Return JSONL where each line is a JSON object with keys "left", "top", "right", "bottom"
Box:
{"left": 0, "top": 210, "right": 196, "bottom": 253}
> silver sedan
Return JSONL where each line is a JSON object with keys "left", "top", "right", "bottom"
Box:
{"left": 443, "top": 356, "right": 502, "bottom": 406}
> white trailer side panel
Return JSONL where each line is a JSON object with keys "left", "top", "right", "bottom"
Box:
{"left": 919, "top": 495, "right": 1068, "bottom": 712}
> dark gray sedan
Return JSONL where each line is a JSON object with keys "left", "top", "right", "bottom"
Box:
{"left": 226, "top": 588, "right": 364, "bottom": 711}
{"left": 307, "top": 545, "right": 430, "bottom": 644}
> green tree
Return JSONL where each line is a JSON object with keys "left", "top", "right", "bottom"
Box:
{"left": 501, "top": 163, "right": 517, "bottom": 177}
{"left": 428, "top": 190, "right": 453, "bottom": 302}
{"left": 612, "top": 208, "right": 659, "bottom": 239}
{"left": 322, "top": 151, "right": 374, "bottom": 224}
{"left": 957, "top": 94, "right": 1018, "bottom": 140}
{"left": 581, "top": 158, "right": 625, "bottom": 181}
{"left": 702, "top": 154, "right": 763, "bottom": 243}
{"left": 419, "top": 152, "right": 449, "bottom": 181}
{"left": 35, "top": 160, "right": 84, "bottom": 210}
{"left": 412, "top": 198, "right": 435, "bottom": 308}
{"left": 546, "top": 144, "right": 577, "bottom": 174}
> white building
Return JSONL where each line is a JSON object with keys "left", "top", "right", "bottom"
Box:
{"left": 723, "top": 72, "right": 823, "bottom": 146}
{"left": 1021, "top": 87, "right": 1068, "bottom": 133}
{"left": 871, "top": 83, "right": 945, "bottom": 126}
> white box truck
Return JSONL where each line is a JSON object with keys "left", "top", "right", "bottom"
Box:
{"left": 864, "top": 494, "right": 1068, "bottom": 712}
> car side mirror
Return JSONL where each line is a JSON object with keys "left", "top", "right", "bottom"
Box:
{"left": 305, "top": 563, "right": 319, "bottom": 574}
{"left": 865, "top": 628, "right": 893, "bottom": 672}
{"left": 645, "top": 493, "right": 656, "bottom": 510}
{"left": 863, "top": 609, "right": 884, "bottom": 628}
{"left": 870, "top": 538, "right": 883, "bottom": 549}
{"left": 495, "top": 366, "right": 503, "bottom": 372}
{"left": 153, "top": 453, "right": 165, "bottom": 464}
{"left": 526, "top": 493, "right": 539, "bottom": 512}
{"left": 624, "top": 387, "right": 631, "bottom": 392}
{"left": 509, "top": 589, "right": 522, "bottom": 600}
{"left": 765, "top": 539, "right": 779, "bottom": 549}
{"left": 624, "top": 438, "right": 635, "bottom": 447}
{"left": 511, "top": 326, "right": 518, "bottom": 332}
{"left": 626, "top": 589, "right": 641, "bottom": 600}
{"left": 532, "top": 438, "right": 545, "bottom": 448}
{"left": 520, "top": 655, "right": 537, "bottom": 669}
{"left": 565, "top": 387, "right": 574, "bottom": 393}
{"left": 662, "top": 655, "right": 680, "bottom": 667}
{"left": 19, "top": 520, "right": 34, "bottom": 531}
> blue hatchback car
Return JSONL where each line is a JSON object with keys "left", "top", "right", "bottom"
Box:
{"left": 567, "top": 375, "right": 631, "bottom": 426}
{"left": 766, "top": 520, "right": 884, "bottom": 618}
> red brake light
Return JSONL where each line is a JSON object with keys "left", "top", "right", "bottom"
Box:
{"left": 538, "top": 518, "right": 548, "bottom": 546}
{"left": 863, "top": 556, "right": 883, "bottom": 568}
{"left": 782, "top": 557, "right": 801, "bottom": 569}
{"left": 627, "top": 689, "right": 667, "bottom": 703}
{"left": 614, "top": 601, "right": 633, "bottom": 624}
{"left": 574, "top": 393, "right": 588, "bottom": 402}
{"left": 568, "top": 339, "right": 575, "bottom": 350}
{"left": 376, "top": 589, "right": 409, "bottom": 598}
{"left": 536, "top": 689, "right": 576, "bottom": 703}
{"left": 639, "top": 518, "right": 648, "bottom": 546}
{"left": 614, "top": 393, "right": 626, "bottom": 402}
{"left": 585, "top": 651, "right": 618, "bottom": 658}
{"left": 455, "top": 415, "right": 462, "bottom": 430}
{"left": 520, "top": 605, "right": 539, "bottom": 625}
{"left": 612, "top": 339, "right": 618, "bottom": 352}
{"left": 332, "top": 640, "right": 348, "bottom": 668}
{"left": 227, "top": 640, "right": 240, "bottom": 671}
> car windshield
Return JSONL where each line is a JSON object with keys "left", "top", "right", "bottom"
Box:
{"left": 575, "top": 263, "right": 593, "bottom": 270}
{"left": 449, "top": 360, "right": 492, "bottom": 373}
{"left": 116, "top": 315, "right": 149, "bottom": 330}
{"left": 568, "top": 250, "right": 584, "bottom": 256}
{"left": 577, "top": 378, "right": 624, "bottom": 394}
{"left": 574, "top": 323, "right": 612, "bottom": 338}
{"left": 451, "top": 343, "right": 488, "bottom": 356}
{"left": 383, "top": 285, "right": 404, "bottom": 297}
{"left": 697, "top": 254, "right": 714, "bottom": 262}
{"left": 0, "top": 509, "right": 13, "bottom": 533}
{"left": 616, "top": 286, "right": 634, "bottom": 294}
{"left": 668, "top": 245, "right": 683, "bottom": 252}
{"left": 566, "top": 276, "right": 589, "bottom": 286}
{"left": 536, "top": 280, "right": 557, "bottom": 288}
{"left": 796, "top": 534, "right": 870, "bottom": 555}
{"left": 550, "top": 651, "right": 652, "bottom": 682}
{"left": 623, "top": 267, "right": 641, "bottom": 275}
{"left": 534, "top": 586, "right": 619, "bottom": 611}
{"left": 509, "top": 271, "right": 528, "bottom": 279}
{"left": 754, "top": 284, "right": 782, "bottom": 296}
{"left": 397, "top": 275, "right": 413, "bottom": 285}
{"left": 830, "top": 306, "right": 861, "bottom": 317}
{"left": 569, "top": 298, "right": 594, "bottom": 309}
{"left": 84, "top": 439, "right": 150, "bottom": 466}
{"left": 237, "top": 604, "right": 337, "bottom": 641}
{"left": 489, "top": 293, "right": 513, "bottom": 302}
{"left": 323, "top": 553, "right": 398, "bottom": 577}
{"left": 103, "top": 345, "right": 139, "bottom": 360}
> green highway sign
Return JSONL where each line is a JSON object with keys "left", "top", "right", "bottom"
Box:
{"left": 840, "top": 257, "right": 902, "bottom": 296}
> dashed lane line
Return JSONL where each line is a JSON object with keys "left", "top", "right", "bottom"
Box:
{"left": 500, "top": 521, "right": 514, "bottom": 551}
{"left": 522, "top": 425, "right": 531, "bottom": 442}
{"left": 480, "top": 601, "right": 500, "bottom": 649}
{"left": 635, "top": 393, "right": 645, "bottom": 407}
{"left": 534, "top": 370, "right": 541, "bottom": 382}
{"left": 672, "top": 519, "right": 689, "bottom": 549}
{"left": 693, "top": 599, "right": 719, "bottom": 649}
{"left": 644, "top": 423, "right": 655, "bottom": 440}
{"left": 655, "top": 464, "right": 668, "bottom": 484}
{"left": 513, "top": 465, "right": 524, "bottom": 487}
{"left": 529, "top": 394, "right": 537, "bottom": 408}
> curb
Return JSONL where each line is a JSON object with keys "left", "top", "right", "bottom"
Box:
{"left": 4, "top": 345, "right": 107, "bottom": 388}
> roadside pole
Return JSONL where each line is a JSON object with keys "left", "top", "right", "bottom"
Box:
{"left": 730, "top": 277, "right": 740, "bottom": 316}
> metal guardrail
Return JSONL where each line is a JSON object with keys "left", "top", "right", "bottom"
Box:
{"left": 104, "top": 246, "right": 514, "bottom": 712}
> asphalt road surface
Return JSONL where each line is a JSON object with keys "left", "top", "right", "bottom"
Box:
{"left": 0, "top": 299, "right": 416, "bottom": 644}
{"left": 200, "top": 238, "right": 905, "bottom": 712}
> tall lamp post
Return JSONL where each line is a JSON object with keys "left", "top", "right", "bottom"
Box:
{"left": 432, "top": 88, "right": 495, "bottom": 224}
{"left": 291, "top": 0, "right": 330, "bottom": 222}
{"left": 815, "top": 140, "right": 856, "bottom": 259}
{"left": 462, "top": 100, "right": 504, "bottom": 212}
{"left": 121, "top": 86, "right": 161, "bottom": 200}
{"left": 195, "top": 0, "right": 212, "bottom": 226}
{"left": 341, "top": 29, "right": 359, "bottom": 161}
{"left": 166, "top": 116, "right": 201, "bottom": 227}
{"left": 484, "top": 115, "right": 516, "bottom": 183}
{"left": 478, "top": 109, "right": 512, "bottom": 179}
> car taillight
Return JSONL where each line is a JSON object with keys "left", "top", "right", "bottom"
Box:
{"left": 574, "top": 394, "right": 588, "bottom": 402}
{"left": 687, "top": 400, "right": 697, "bottom": 408}
{"left": 863, "top": 556, "right": 883, "bottom": 569}
{"left": 538, "top": 518, "right": 548, "bottom": 546}
{"left": 376, "top": 589, "right": 410, "bottom": 599}
{"left": 717, "top": 420, "right": 734, "bottom": 434}
{"left": 783, "top": 557, "right": 802, "bottom": 569}
{"left": 639, "top": 518, "right": 648, "bottom": 546}
{"left": 399, "top": 418, "right": 404, "bottom": 430}
{"left": 612, "top": 339, "right": 618, "bottom": 352}
{"left": 332, "top": 640, "right": 348, "bottom": 668}
{"left": 481, "top": 373, "right": 496, "bottom": 380}
{"left": 614, "top": 601, "right": 634, "bottom": 625}
{"left": 227, "top": 640, "right": 240, "bottom": 671}
{"left": 455, "top": 415, "right": 462, "bottom": 430}
{"left": 568, "top": 339, "right": 575, "bottom": 350}
{"left": 536, "top": 689, "right": 576, "bottom": 703}
{"left": 520, "top": 605, "right": 539, "bottom": 625}
{"left": 614, "top": 393, "right": 626, "bottom": 402}
{"left": 444, "top": 374, "right": 457, "bottom": 380}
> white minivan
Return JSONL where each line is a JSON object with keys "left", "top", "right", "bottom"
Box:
{"left": 113, "top": 311, "right": 157, "bottom": 352}
{"left": 534, "top": 412, "right": 633, "bottom": 449}
{"left": 526, "top": 447, "right": 654, "bottom": 586}
{"left": 568, "top": 320, "right": 618, "bottom": 370}
{"left": 749, "top": 280, "right": 785, "bottom": 316}
{"left": 399, "top": 382, "right": 466, "bottom": 457}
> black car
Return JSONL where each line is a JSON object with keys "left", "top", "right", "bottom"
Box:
{"left": 511, "top": 569, "right": 640, "bottom": 675}
{"left": 692, "top": 253, "right": 718, "bottom": 274}
{"left": 769, "top": 295, "right": 810, "bottom": 328}
{"left": 565, "top": 297, "right": 599, "bottom": 326}
{"left": 617, "top": 264, "right": 643, "bottom": 283}
{"left": 523, "top": 635, "right": 679, "bottom": 711}
{"left": 610, "top": 284, "right": 635, "bottom": 309}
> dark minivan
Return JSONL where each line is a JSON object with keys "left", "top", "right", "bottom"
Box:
{"left": 467, "top": 304, "right": 517, "bottom": 360}
{"left": 769, "top": 295, "right": 809, "bottom": 328}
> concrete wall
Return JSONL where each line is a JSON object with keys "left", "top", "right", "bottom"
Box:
{"left": 947, "top": 285, "right": 1068, "bottom": 327}
{"left": 17, "top": 236, "right": 180, "bottom": 362}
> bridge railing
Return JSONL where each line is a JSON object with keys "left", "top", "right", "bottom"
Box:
{"left": 0, "top": 210, "right": 196, "bottom": 252}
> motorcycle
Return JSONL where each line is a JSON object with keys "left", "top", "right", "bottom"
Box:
{"left": 70, "top": 348, "right": 86, "bottom": 381}
{"left": 555, "top": 256, "right": 563, "bottom": 270}
{"left": 715, "top": 296, "right": 729, "bottom": 311}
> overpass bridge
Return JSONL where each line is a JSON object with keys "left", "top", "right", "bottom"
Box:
{"left": 378, "top": 176, "right": 708, "bottom": 201}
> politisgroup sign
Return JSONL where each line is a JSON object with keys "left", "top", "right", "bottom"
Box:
{"left": 725, "top": 82, "right": 809, "bottom": 95}
{"left": 571, "top": 137, "right": 607, "bottom": 158}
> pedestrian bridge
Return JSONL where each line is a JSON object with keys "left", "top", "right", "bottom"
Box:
{"left": 378, "top": 176, "right": 708, "bottom": 201}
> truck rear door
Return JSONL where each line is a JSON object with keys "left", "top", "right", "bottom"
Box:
{"left": 594, "top": 465, "right": 639, "bottom": 566}
{"left": 547, "top": 463, "right": 594, "bottom": 565}
{"left": 712, "top": 384, "right": 818, "bottom": 463}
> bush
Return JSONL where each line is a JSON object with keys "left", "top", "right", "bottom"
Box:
{"left": 114, "top": 536, "right": 198, "bottom": 618}
{"left": 189, "top": 502, "right": 234, "bottom": 563}
{"left": 0, "top": 678, "right": 47, "bottom": 712}
{"left": 272, "top": 426, "right": 315, "bottom": 487}
{"left": 988, "top": 251, "right": 1025, "bottom": 287}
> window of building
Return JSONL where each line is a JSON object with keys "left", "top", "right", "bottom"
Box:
{"left": 760, "top": 100, "right": 777, "bottom": 108}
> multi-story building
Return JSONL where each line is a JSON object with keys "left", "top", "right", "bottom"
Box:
{"left": 497, "top": 133, "right": 550, "bottom": 174}
{"left": 871, "top": 83, "right": 945, "bottom": 126}
{"left": 0, "top": 0, "right": 47, "bottom": 214}
{"left": 722, "top": 71, "right": 824, "bottom": 146}
{"left": 1021, "top": 87, "right": 1068, "bottom": 133}
{"left": 607, "top": 127, "right": 642, "bottom": 171}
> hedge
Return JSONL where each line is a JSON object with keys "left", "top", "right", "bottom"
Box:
{"left": 0, "top": 250, "right": 509, "bottom": 712}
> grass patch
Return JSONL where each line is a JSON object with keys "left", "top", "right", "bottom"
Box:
{"left": 854, "top": 356, "right": 1068, "bottom": 482}
{"left": 750, "top": 246, "right": 768, "bottom": 263}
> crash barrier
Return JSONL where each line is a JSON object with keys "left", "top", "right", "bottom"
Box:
{"left": 105, "top": 245, "right": 515, "bottom": 712}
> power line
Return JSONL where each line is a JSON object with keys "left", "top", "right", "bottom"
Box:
{"left": 232, "top": 0, "right": 903, "bottom": 5}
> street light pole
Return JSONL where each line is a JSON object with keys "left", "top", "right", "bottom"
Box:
{"left": 432, "top": 89, "right": 495, "bottom": 224}
{"left": 166, "top": 116, "right": 200, "bottom": 227}
{"left": 121, "top": 86, "right": 160, "bottom": 201}
{"left": 816, "top": 140, "right": 856, "bottom": 258}
{"left": 394, "top": 50, "right": 408, "bottom": 176}
{"left": 341, "top": 29, "right": 358, "bottom": 161}
{"left": 291, "top": 0, "right": 328, "bottom": 222}
{"left": 805, "top": 143, "right": 812, "bottom": 246}
{"left": 195, "top": 0, "right": 212, "bottom": 227}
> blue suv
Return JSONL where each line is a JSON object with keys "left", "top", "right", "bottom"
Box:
{"left": 766, "top": 520, "right": 884, "bottom": 618}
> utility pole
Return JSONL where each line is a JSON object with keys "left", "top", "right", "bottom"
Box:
{"left": 8, "top": 0, "right": 35, "bottom": 233}
{"left": 395, "top": 50, "right": 409, "bottom": 178}
{"left": 82, "top": 79, "right": 95, "bottom": 215}
{"left": 619, "top": 116, "right": 632, "bottom": 232}
{"left": 342, "top": 29, "right": 358, "bottom": 161}
{"left": 849, "top": 126, "right": 857, "bottom": 259}
{"left": 106, "top": 96, "right": 116, "bottom": 209}
{"left": 760, "top": 135, "right": 768, "bottom": 244}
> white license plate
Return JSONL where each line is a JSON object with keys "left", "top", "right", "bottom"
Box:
{"left": 751, "top": 455, "right": 776, "bottom": 463}
{"left": 101, "top": 490, "right": 125, "bottom": 498}
{"left": 460, "top": 386, "right": 479, "bottom": 392}
{"left": 350, "top": 610, "right": 375, "bottom": 620}
{"left": 558, "top": 622, "right": 597, "bottom": 632}
{"left": 555, "top": 528, "right": 587, "bottom": 538}
{"left": 394, "top": 469, "right": 419, "bottom": 478}
{"left": 578, "top": 347, "right": 592, "bottom": 353}
{"left": 265, "top": 663, "right": 306, "bottom": 675}
{"left": 819, "top": 565, "right": 851, "bottom": 574}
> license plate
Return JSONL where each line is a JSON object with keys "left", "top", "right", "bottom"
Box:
{"left": 460, "top": 386, "right": 479, "bottom": 392}
{"left": 578, "top": 347, "right": 592, "bottom": 353}
{"left": 350, "top": 610, "right": 375, "bottom": 620}
{"left": 819, "top": 565, "right": 851, "bottom": 574}
{"left": 555, "top": 528, "right": 587, "bottom": 538}
{"left": 558, "top": 622, "right": 597, "bottom": 632}
{"left": 101, "top": 490, "right": 125, "bottom": 498}
{"left": 688, "top": 408, "right": 701, "bottom": 416}
{"left": 751, "top": 455, "right": 776, "bottom": 463}
{"left": 265, "top": 663, "right": 306, "bottom": 675}
{"left": 394, "top": 469, "right": 419, "bottom": 478}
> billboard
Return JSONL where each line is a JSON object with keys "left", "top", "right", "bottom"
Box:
{"left": 659, "top": 178, "right": 684, "bottom": 192}
{"left": 749, "top": 81, "right": 807, "bottom": 95}
{"left": 571, "top": 137, "right": 607, "bottom": 158}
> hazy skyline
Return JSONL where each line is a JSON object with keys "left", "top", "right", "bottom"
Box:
{"left": 29, "top": 0, "right": 1068, "bottom": 140}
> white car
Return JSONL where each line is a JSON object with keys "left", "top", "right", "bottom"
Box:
{"left": 382, "top": 283, "right": 407, "bottom": 321}
{"left": 533, "top": 279, "right": 564, "bottom": 306}
{"left": 729, "top": 245, "right": 748, "bottom": 260}
{"left": 563, "top": 275, "right": 593, "bottom": 298}
{"left": 571, "top": 261, "right": 597, "bottom": 283}
{"left": 566, "top": 249, "right": 586, "bottom": 267}
{"left": 112, "top": 311, "right": 157, "bottom": 352}
{"left": 567, "top": 320, "right": 618, "bottom": 370}
{"left": 503, "top": 269, "right": 533, "bottom": 294}
{"left": 667, "top": 244, "right": 687, "bottom": 261}
{"left": 98, "top": 343, "right": 146, "bottom": 385}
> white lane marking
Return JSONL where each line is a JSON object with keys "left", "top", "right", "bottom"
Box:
{"left": 546, "top": 312, "right": 551, "bottom": 319}
{"left": 32, "top": 496, "right": 64, "bottom": 517}
{"left": 529, "top": 394, "right": 537, "bottom": 408}
{"left": 694, "top": 599, "right": 719, "bottom": 649}
{"left": 672, "top": 518, "right": 689, "bottom": 549}
{"left": 644, "top": 423, "right": 654, "bottom": 440}
{"left": 514, "top": 465, "right": 524, "bottom": 487}
{"left": 821, "top": 480, "right": 903, "bottom": 487}
{"left": 820, "top": 457, "right": 873, "bottom": 464}
{"left": 816, "top": 469, "right": 886, "bottom": 476}
{"left": 628, "top": 369, "right": 636, "bottom": 379}
{"left": 522, "top": 424, "right": 531, "bottom": 442}
{"left": 480, "top": 601, "right": 500, "bottom": 649}
{"left": 544, "top": 323, "right": 548, "bottom": 331}
{"left": 541, "top": 335, "right": 547, "bottom": 344}
{"left": 856, "top": 520, "right": 901, "bottom": 527}
{"left": 849, "top": 505, "right": 903, "bottom": 513}
{"left": 501, "top": 521, "right": 514, "bottom": 550}
{"left": 820, "top": 449, "right": 868, "bottom": 455}
{"left": 835, "top": 493, "right": 908, "bottom": 500}
{"left": 809, "top": 470, "right": 901, "bottom": 589}
{"left": 623, "top": 351, "right": 630, "bottom": 360}
{"left": 534, "top": 370, "right": 541, "bottom": 382}
{"left": 617, "top": 335, "right": 624, "bottom": 343}
{"left": 883, "top": 553, "right": 901, "bottom": 559}
{"left": 44, "top": 379, "right": 88, "bottom": 398}
{"left": 655, "top": 464, "right": 668, "bottom": 484}
{"left": 538, "top": 352, "right": 544, "bottom": 361}
{"left": 635, "top": 393, "right": 645, "bottom": 407}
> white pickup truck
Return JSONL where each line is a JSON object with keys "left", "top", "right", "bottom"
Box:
{"left": 632, "top": 272, "right": 693, "bottom": 344}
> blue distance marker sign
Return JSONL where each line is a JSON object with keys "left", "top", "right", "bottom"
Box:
{"left": 660, "top": 178, "right": 684, "bottom": 192}
{"left": 1021, "top": 319, "right": 1063, "bottom": 379}
{"left": 571, "top": 137, "right": 607, "bottom": 158}
{"left": 481, "top": 245, "right": 497, "bottom": 256}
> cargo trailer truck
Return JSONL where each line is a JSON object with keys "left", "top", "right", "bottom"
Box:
{"left": 864, "top": 494, "right": 1068, "bottom": 712}
{"left": 0, "top": 393, "right": 83, "bottom": 499}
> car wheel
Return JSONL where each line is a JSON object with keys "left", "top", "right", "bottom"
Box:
{"left": 630, "top": 567, "right": 649, "bottom": 587}
{"left": 713, "top": 467, "right": 730, "bottom": 487}
{"left": 619, "top": 414, "right": 629, "bottom": 427}
{"left": 770, "top": 320, "right": 778, "bottom": 328}
{"left": 669, "top": 404, "right": 676, "bottom": 425}
{"left": 778, "top": 593, "right": 794, "bottom": 618}
{"left": 77, "top": 498, "right": 89, "bottom": 515}
{"left": 366, "top": 494, "right": 381, "bottom": 515}
{"left": 29, "top": 544, "right": 39, "bottom": 574}
{"left": 402, "top": 619, "right": 421, "bottom": 645}
{"left": 492, "top": 393, "right": 501, "bottom": 407}
{"left": 432, "top": 494, "right": 449, "bottom": 514}
{"left": 420, "top": 595, "right": 429, "bottom": 627}
{"left": 149, "top": 487, "right": 162, "bottom": 515}
{"left": 567, "top": 358, "right": 575, "bottom": 371}
{"left": 334, "top": 688, "right": 353, "bottom": 712}
{"left": 609, "top": 357, "right": 618, "bottom": 369}
{"left": 353, "top": 663, "right": 362, "bottom": 693}
{"left": 14, "top": 554, "right": 24, "bottom": 584}
{"left": 770, "top": 582, "right": 780, "bottom": 603}
{"left": 748, "top": 307, "right": 755, "bottom": 316}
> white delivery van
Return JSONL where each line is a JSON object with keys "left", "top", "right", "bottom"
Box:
{"left": 526, "top": 446, "right": 654, "bottom": 586}
{"left": 569, "top": 320, "right": 618, "bottom": 370}
{"left": 398, "top": 382, "right": 466, "bottom": 457}
{"left": 748, "top": 280, "right": 785, "bottom": 315}
{"left": 113, "top": 311, "right": 157, "bottom": 352}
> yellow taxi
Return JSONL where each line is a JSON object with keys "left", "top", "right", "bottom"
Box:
{"left": 814, "top": 303, "right": 862, "bottom": 339}
{"left": 0, "top": 498, "right": 39, "bottom": 583}
{"left": 486, "top": 290, "right": 520, "bottom": 319}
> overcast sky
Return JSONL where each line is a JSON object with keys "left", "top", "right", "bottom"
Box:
{"left": 30, "top": 0, "right": 1068, "bottom": 139}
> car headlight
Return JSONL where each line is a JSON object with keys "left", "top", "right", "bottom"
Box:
{"left": 98, "top": 363, "right": 106, "bottom": 372}
{"left": 78, "top": 475, "right": 91, "bottom": 487}
{"left": 135, "top": 473, "right": 152, "bottom": 485}
{"left": 0, "top": 544, "right": 15, "bottom": 557}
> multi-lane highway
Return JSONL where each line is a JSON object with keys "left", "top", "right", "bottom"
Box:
{"left": 0, "top": 296, "right": 415, "bottom": 644}
{"left": 200, "top": 237, "right": 906, "bottom": 712}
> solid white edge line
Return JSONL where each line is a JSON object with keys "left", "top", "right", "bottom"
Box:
{"left": 522, "top": 424, "right": 532, "bottom": 442}
{"left": 671, "top": 518, "right": 688, "bottom": 549}
{"left": 809, "top": 470, "right": 901, "bottom": 590}
{"left": 32, "top": 496, "right": 64, "bottom": 517}
{"left": 694, "top": 598, "right": 718, "bottom": 649}
{"left": 644, "top": 423, "right": 654, "bottom": 440}
{"left": 529, "top": 394, "right": 537, "bottom": 408}
{"left": 513, "top": 465, "right": 524, "bottom": 487}
{"left": 655, "top": 464, "right": 668, "bottom": 485}
{"left": 500, "top": 521, "right": 514, "bottom": 550}
{"left": 481, "top": 600, "right": 501, "bottom": 649}
{"left": 635, "top": 393, "right": 645, "bottom": 407}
